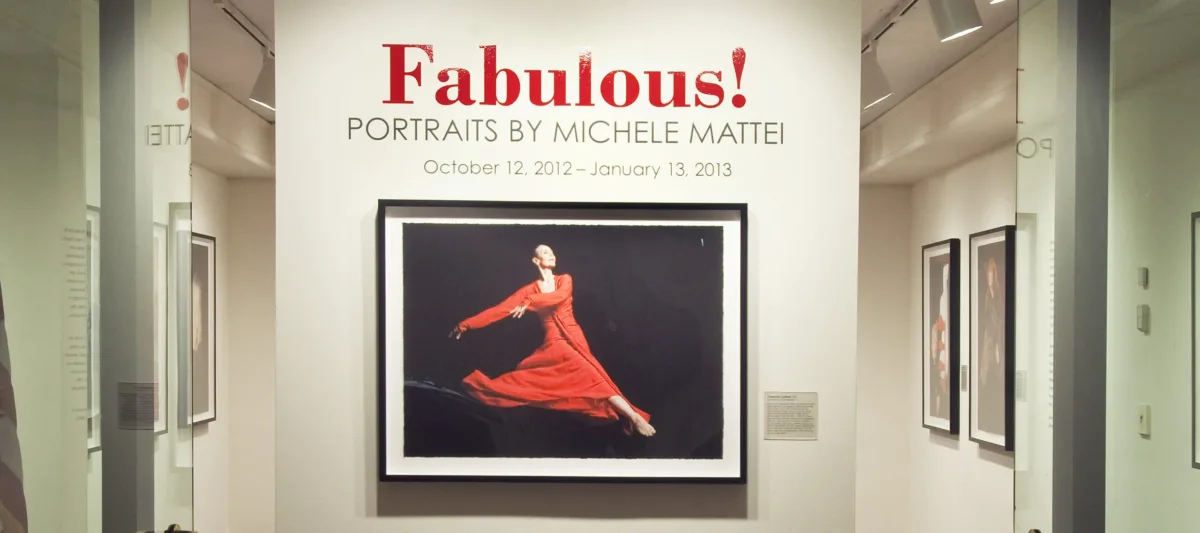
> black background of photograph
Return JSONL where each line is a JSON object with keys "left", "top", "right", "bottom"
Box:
{"left": 400, "top": 222, "right": 725, "bottom": 460}
{"left": 927, "top": 252, "right": 951, "bottom": 420}
{"left": 192, "top": 242, "right": 211, "bottom": 416}
{"left": 976, "top": 240, "right": 1007, "bottom": 435}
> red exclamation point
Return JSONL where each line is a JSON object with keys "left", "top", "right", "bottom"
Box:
{"left": 177, "top": 53, "right": 190, "bottom": 111}
{"left": 731, "top": 47, "right": 746, "bottom": 108}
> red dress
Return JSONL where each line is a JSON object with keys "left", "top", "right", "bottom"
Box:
{"left": 458, "top": 274, "right": 650, "bottom": 428}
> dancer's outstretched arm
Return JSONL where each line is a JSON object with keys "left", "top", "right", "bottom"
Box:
{"left": 451, "top": 285, "right": 531, "bottom": 338}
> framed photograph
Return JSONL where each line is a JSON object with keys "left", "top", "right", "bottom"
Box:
{"left": 168, "top": 203, "right": 193, "bottom": 467}
{"left": 154, "top": 223, "right": 169, "bottom": 434}
{"left": 189, "top": 232, "right": 217, "bottom": 426}
{"left": 969, "top": 226, "right": 1015, "bottom": 450}
{"left": 922, "top": 238, "right": 960, "bottom": 435}
{"left": 86, "top": 206, "right": 102, "bottom": 452}
{"left": 377, "top": 200, "right": 747, "bottom": 483}
{"left": 1192, "top": 212, "right": 1200, "bottom": 468}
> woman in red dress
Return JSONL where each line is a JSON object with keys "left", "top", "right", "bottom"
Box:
{"left": 450, "top": 244, "right": 656, "bottom": 437}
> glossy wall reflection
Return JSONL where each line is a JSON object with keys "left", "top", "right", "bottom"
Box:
{"left": 1107, "top": 1, "right": 1200, "bottom": 531}
{"left": 0, "top": 0, "right": 194, "bottom": 531}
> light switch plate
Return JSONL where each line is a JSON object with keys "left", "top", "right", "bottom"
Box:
{"left": 1137, "top": 304, "right": 1151, "bottom": 334}
{"left": 1138, "top": 267, "right": 1150, "bottom": 289}
{"left": 1138, "top": 404, "right": 1152, "bottom": 437}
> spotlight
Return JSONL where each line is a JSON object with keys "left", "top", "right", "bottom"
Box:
{"left": 929, "top": 0, "right": 984, "bottom": 42}
{"left": 861, "top": 49, "right": 892, "bottom": 111}
{"left": 249, "top": 51, "right": 275, "bottom": 111}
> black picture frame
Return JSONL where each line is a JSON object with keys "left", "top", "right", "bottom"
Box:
{"left": 921, "top": 238, "right": 961, "bottom": 435}
{"left": 1192, "top": 212, "right": 1200, "bottom": 469}
{"left": 968, "top": 225, "right": 1016, "bottom": 452}
{"left": 189, "top": 232, "right": 217, "bottom": 427}
{"left": 375, "top": 199, "right": 748, "bottom": 484}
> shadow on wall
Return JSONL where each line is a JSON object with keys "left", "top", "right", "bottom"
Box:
{"left": 375, "top": 481, "right": 749, "bottom": 519}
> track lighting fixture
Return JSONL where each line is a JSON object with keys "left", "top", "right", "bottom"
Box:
{"left": 249, "top": 51, "right": 275, "bottom": 112}
{"left": 929, "top": 0, "right": 984, "bottom": 42}
{"left": 861, "top": 49, "right": 892, "bottom": 110}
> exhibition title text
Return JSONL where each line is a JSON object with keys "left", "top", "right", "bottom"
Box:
{"left": 347, "top": 44, "right": 784, "bottom": 145}
{"left": 384, "top": 44, "right": 748, "bottom": 108}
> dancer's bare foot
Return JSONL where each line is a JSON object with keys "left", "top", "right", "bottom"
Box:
{"left": 632, "top": 415, "right": 656, "bottom": 437}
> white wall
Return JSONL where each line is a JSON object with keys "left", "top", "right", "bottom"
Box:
{"left": 189, "top": 168, "right": 278, "bottom": 533}
{"left": 275, "top": 0, "right": 860, "bottom": 532}
{"left": 1106, "top": 54, "right": 1200, "bottom": 533}
{"left": 856, "top": 146, "right": 1016, "bottom": 533}
{"left": 856, "top": 186, "right": 914, "bottom": 533}
{"left": 908, "top": 146, "right": 1016, "bottom": 533}
{"left": 226, "top": 180, "right": 277, "bottom": 533}
{"left": 191, "top": 165, "right": 232, "bottom": 533}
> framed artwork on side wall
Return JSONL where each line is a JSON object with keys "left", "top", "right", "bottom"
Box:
{"left": 1192, "top": 212, "right": 1200, "bottom": 469}
{"left": 922, "top": 238, "right": 960, "bottom": 435}
{"left": 168, "top": 203, "right": 193, "bottom": 468}
{"left": 969, "top": 225, "right": 1015, "bottom": 451}
{"left": 189, "top": 232, "right": 217, "bottom": 426}
{"left": 86, "top": 206, "right": 102, "bottom": 452}
{"left": 377, "top": 200, "right": 747, "bottom": 483}
{"left": 154, "top": 223, "right": 169, "bottom": 434}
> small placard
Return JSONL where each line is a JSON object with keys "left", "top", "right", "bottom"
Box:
{"left": 117, "top": 382, "right": 157, "bottom": 431}
{"left": 764, "top": 392, "right": 818, "bottom": 441}
{"left": 961, "top": 365, "right": 969, "bottom": 391}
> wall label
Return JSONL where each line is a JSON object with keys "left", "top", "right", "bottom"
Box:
{"left": 764, "top": 392, "right": 818, "bottom": 441}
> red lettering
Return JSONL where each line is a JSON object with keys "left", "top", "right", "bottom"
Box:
{"left": 576, "top": 50, "right": 594, "bottom": 107}
{"left": 527, "top": 70, "right": 568, "bottom": 106}
{"left": 383, "top": 44, "right": 434, "bottom": 104}
{"left": 600, "top": 70, "right": 639, "bottom": 108}
{"left": 434, "top": 68, "right": 475, "bottom": 106}
{"left": 383, "top": 44, "right": 745, "bottom": 109}
{"left": 646, "top": 71, "right": 689, "bottom": 108}
{"left": 694, "top": 71, "right": 724, "bottom": 108}
{"left": 481, "top": 45, "right": 519, "bottom": 106}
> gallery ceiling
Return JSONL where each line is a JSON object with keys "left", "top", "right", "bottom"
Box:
{"left": 860, "top": 0, "right": 1018, "bottom": 128}
{"left": 186, "top": 0, "right": 1200, "bottom": 146}
{"left": 189, "top": 0, "right": 275, "bottom": 123}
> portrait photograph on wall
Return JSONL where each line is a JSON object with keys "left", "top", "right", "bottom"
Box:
{"left": 969, "top": 226, "right": 1015, "bottom": 451}
{"left": 154, "top": 223, "right": 169, "bottom": 434}
{"left": 922, "top": 238, "right": 960, "bottom": 435}
{"left": 1192, "top": 212, "right": 1200, "bottom": 468}
{"left": 189, "top": 232, "right": 217, "bottom": 426}
{"left": 377, "top": 200, "right": 747, "bottom": 483}
{"left": 168, "top": 203, "right": 194, "bottom": 467}
{"left": 86, "top": 206, "right": 101, "bottom": 452}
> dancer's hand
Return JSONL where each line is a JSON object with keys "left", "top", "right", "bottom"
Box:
{"left": 449, "top": 326, "right": 465, "bottom": 340}
{"left": 509, "top": 304, "right": 528, "bottom": 319}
